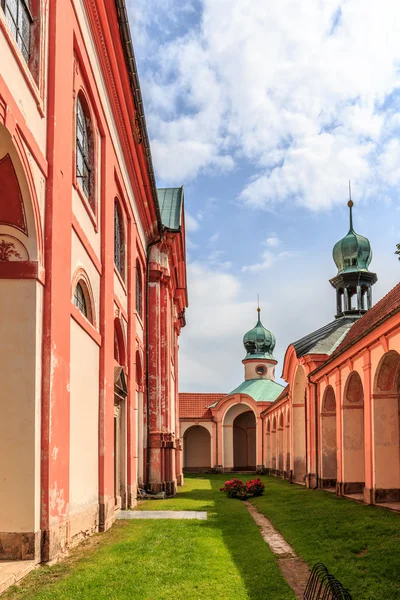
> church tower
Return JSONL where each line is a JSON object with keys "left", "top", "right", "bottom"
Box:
{"left": 242, "top": 308, "right": 277, "bottom": 381}
{"left": 330, "top": 200, "right": 377, "bottom": 319}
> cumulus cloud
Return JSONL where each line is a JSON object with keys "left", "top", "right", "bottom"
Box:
{"left": 132, "top": 0, "right": 400, "bottom": 209}
{"left": 185, "top": 211, "right": 200, "bottom": 233}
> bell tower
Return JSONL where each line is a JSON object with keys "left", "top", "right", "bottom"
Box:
{"left": 242, "top": 308, "right": 277, "bottom": 381}
{"left": 330, "top": 198, "right": 377, "bottom": 319}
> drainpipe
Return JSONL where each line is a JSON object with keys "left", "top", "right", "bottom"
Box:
{"left": 145, "top": 234, "right": 162, "bottom": 490}
{"left": 312, "top": 380, "right": 319, "bottom": 489}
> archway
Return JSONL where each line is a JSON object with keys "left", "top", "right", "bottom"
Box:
{"left": 233, "top": 411, "right": 256, "bottom": 470}
{"left": 223, "top": 403, "right": 257, "bottom": 471}
{"left": 183, "top": 426, "right": 211, "bottom": 471}
{"left": 342, "top": 372, "right": 365, "bottom": 495}
{"left": 292, "top": 365, "right": 307, "bottom": 482}
{"left": 113, "top": 318, "right": 128, "bottom": 508}
{"left": 278, "top": 413, "right": 284, "bottom": 474}
{"left": 320, "top": 386, "right": 337, "bottom": 487}
{"left": 373, "top": 351, "right": 400, "bottom": 502}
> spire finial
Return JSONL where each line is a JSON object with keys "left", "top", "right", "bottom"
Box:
{"left": 257, "top": 294, "right": 260, "bottom": 312}
{"left": 347, "top": 181, "right": 354, "bottom": 230}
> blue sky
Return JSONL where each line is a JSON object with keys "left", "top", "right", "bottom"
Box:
{"left": 129, "top": 0, "right": 400, "bottom": 392}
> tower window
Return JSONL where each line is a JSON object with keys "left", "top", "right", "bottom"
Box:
{"left": 2, "top": 0, "right": 32, "bottom": 62}
{"left": 74, "top": 282, "right": 87, "bottom": 317}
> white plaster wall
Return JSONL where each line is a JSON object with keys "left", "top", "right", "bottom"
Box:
{"left": 0, "top": 280, "right": 42, "bottom": 532}
{"left": 343, "top": 408, "right": 365, "bottom": 482}
{"left": 72, "top": 187, "right": 101, "bottom": 257}
{"left": 71, "top": 230, "right": 100, "bottom": 325}
{"left": 113, "top": 272, "right": 127, "bottom": 315}
{"left": 69, "top": 319, "right": 99, "bottom": 514}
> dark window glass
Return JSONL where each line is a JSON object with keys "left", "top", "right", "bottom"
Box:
{"left": 76, "top": 96, "right": 92, "bottom": 200}
{"left": 74, "top": 282, "right": 87, "bottom": 318}
{"left": 136, "top": 263, "right": 143, "bottom": 320}
{"left": 2, "top": 0, "right": 32, "bottom": 62}
{"left": 114, "top": 202, "right": 125, "bottom": 279}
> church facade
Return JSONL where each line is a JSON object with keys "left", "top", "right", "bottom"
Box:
{"left": 181, "top": 202, "right": 400, "bottom": 508}
{"left": 0, "top": 0, "right": 187, "bottom": 564}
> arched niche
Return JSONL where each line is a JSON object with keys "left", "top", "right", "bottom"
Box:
{"left": 266, "top": 418, "right": 271, "bottom": 469}
{"left": 320, "top": 385, "right": 337, "bottom": 486}
{"left": 292, "top": 365, "right": 307, "bottom": 482}
{"left": 342, "top": 371, "right": 365, "bottom": 494}
{"left": 278, "top": 412, "right": 284, "bottom": 474}
{"left": 114, "top": 317, "right": 126, "bottom": 367}
{"left": 233, "top": 411, "right": 256, "bottom": 470}
{"left": 271, "top": 415, "right": 277, "bottom": 471}
{"left": 223, "top": 403, "right": 256, "bottom": 471}
{"left": 285, "top": 408, "right": 290, "bottom": 475}
{"left": 183, "top": 426, "right": 211, "bottom": 471}
{"left": 372, "top": 351, "right": 400, "bottom": 501}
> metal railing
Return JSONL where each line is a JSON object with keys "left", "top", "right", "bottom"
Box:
{"left": 303, "top": 563, "right": 353, "bottom": 600}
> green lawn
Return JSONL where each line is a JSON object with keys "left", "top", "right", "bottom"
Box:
{"left": 251, "top": 475, "right": 400, "bottom": 600}
{"left": 4, "top": 475, "right": 294, "bottom": 600}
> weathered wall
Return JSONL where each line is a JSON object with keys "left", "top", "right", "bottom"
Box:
{"left": 69, "top": 319, "right": 99, "bottom": 541}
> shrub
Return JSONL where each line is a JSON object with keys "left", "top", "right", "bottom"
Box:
{"left": 220, "top": 477, "right": 265, "bottom": 499}
{"left": 219, "top": 478, "right": 248, "bottom": 499}
{"left": 246, "top": 478, "right": 265, "bottom": 497}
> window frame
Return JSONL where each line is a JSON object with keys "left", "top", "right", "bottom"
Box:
{"left": 136, "top": 259, "right": 143, "bottom": 321}
{"left": 1, "top": 0, "right": 33, "bottom": 63}
{"left": 114, "top": 199, "right": 125, "bottom": 281}
{"left": 71, "top": 273, "right": 95, "bottom": 327}
{"left": 75, "top": 93, "right": 94, "bottom": 206}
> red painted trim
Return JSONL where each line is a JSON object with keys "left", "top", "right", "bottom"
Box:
{"left": 70, "top": 303, "right": 102, "bottom": 346}
{"left": 0, "top": 260, "right": 44, "bottom": 282}
{"left": 0, "top": 13, "right": 45, "bottom": 116}
{"left": 72, "top": 215, "right": 102, "bottom": 275}
{"left": 113, "top": 294, "right": 129, "bottom": 323}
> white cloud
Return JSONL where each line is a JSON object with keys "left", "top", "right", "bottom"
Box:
{"left": 185, "top": 211, "right": 200, "bottom": 233}
{"left": 265, "top": 234, "right": 280, "bottom": 248}
{"left": 242, "top": 250, "right": 297, "bottom": 273}
{"left": 132, "top": 0, "right": 400, "bottom": 208}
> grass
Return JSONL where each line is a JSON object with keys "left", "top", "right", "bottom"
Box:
{"left": 3, "top": 475, "right": 294, "bottom": 600}
{"left": 251, "top": 475, "right": 400, "bottom": 600}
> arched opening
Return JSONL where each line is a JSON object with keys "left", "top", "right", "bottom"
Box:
{"left": 292, "top": 365, "right": 307, "bottom": 482}
{"left": 271, "top": 416, "right": 277, "bottom": 471}
{"left": 183, "top": 426, "right": 211, "bottom": 471}
{"left": 136, "top": 349, "right": 145, "bottom": 487}
{"left": 278, "top": 412, "right": 284, "bottom": 475}
{"left": 342, "top": 371, "right": 365, "bottom": 496}
{"left": 285, "top": 408, "right": 290, "bottom": 477}
{"left": 0, "top": 124, "right": 41, "bottom": 558}
{"left": 113, "top": 318, "right": 127, "bottom": 508}
{"left": 373, "top": 351, "right": 400, "bottom": 502}
{"left": 71, "top": 272, "right": 95, "bottom": 326}
{"left": 320, "top": 385, "right": 337, "bottom": 488}
{"left": 76, "top": 92, "right": 95, "bottom": 208}
{"left": 233, "top": 411, "right": 256, "bottom": 470}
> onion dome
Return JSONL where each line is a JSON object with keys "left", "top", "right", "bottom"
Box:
{"left": 243, "top": 308, "right": 276, "bottom": 360}
{"left": 333, "top": 200, "right": 373, "bottom": 274}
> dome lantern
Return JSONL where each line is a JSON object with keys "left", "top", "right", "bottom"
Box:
{"left": 243, "top": 308, "right": 276, "bottom": 361}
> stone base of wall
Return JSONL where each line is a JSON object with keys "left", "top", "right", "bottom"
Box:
{"left": 183, "top": 467, "right": 213, "bottom": 472}
{"left": 148, "top": 479, "right": 177, "bottom": 496}
{"left": 41, "top": 520, "right": 69, "bottom": 563}
{"left": 364, "top": 487, "right": 400, "bottom": 504}
{"left": 319, "top": 478, "right": 336, "bottom": 489}
{"left": 337, "top": 481, "right": 365, "bottom": 495}
{"left": 69, "top": 504, "right": 99, "bottom": 549}
{"left": 99, "top": 496, "right": 116, "bottom": 533}
{"left": 305, "top": 473, "right": 318, "bottom": 489}
{"left": 176, "top": 473, "right": 184, "bottom": 486}
{"left": 0, "top": 530, "right": 41, "bottom": 562}
{"left": 127, "top": 485, "right": 138, "bottom": 509}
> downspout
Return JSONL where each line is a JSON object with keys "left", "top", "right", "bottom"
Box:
{"left": 312, "top": 380, "right": 319, "bottom": 489}
{"left": 145, "top": 234, "right": 162, "bottom": 490}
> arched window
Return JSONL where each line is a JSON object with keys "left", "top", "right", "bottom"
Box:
{"left": 2, "top": 0, "right": 32, "bottom": 62}
{"left": 76, "top": 94, "right": 93, "bottom": 205}
{"left": 114, "top": 200, "right": 125, "bottom": 279}
{"left": 73, "top": 280, "right": 93, "bottom": 324}
{"left": 136, "top": 260, "right": 143, "bottom": 320}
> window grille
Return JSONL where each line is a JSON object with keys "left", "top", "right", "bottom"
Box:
{"left": 136, "top": 263, "right": 143, "bottom": 319}
{"left": 74, "top": 282, "right": 87, "bottom": 318}
{"left": 2, "top": 0, "right": 33, "bottom": 62}
{"left": 76, "top": 96, "right": 91, "bottom": 199}
{"left": 114, "top": 202, "right": 124, "bottom": 278}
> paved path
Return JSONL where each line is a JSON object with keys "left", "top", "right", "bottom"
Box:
{"left": 0, "top": 561, "right": 36, "bottom": 595}
{"left": 116, "top": 510, "right": 207, "bottom": 520}
{"left": 245, "top": 502, "right": 310, "bottom": 599}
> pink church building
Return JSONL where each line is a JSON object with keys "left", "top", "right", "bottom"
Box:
{"left": 0, "top": 0, "right": 188, "bottom": 564}
{"left": 181, "top": 202, "right": 400, "bottom": 508}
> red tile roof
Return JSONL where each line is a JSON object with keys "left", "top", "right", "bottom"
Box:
{"left": 179, "top": 393, "right": 225, "bottom": 419}
{"left": 332, "top": 282, "right": 400, "bottom": 358}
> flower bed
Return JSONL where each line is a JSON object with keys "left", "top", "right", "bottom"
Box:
{"left": 220, "top": 478, "right": 265, "bottom": 500}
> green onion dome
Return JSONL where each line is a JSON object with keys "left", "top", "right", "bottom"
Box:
{"left": 333, "top": 200, "right": 372, "bottom": 274}
{"left": 243, "top": 309, "right": 276, "bottom": 360}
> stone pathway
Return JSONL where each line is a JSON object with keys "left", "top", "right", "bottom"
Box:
{"left": 116, "top": 510, "right": 207, "bottom": 520}
{"left": 0, "top": 560, "right": 36, "bottom": 595}
{"left": 244, "top": 502, "right": 310, "bottom": 599}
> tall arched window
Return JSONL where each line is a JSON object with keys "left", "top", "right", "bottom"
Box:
{"left": 136, "top": 260, "right": 143, "bottom": 320}
{"left": 76, "top": 94, "right": 93, "bottom": 205}
{"left": 73, "top": 280, "right": 93, "bottom": 324}
{"left": 2, "top": 0, "right": 32, "bottom": 62}
{"left": 114, "top": 200, "right": 125, "bottom": 280}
